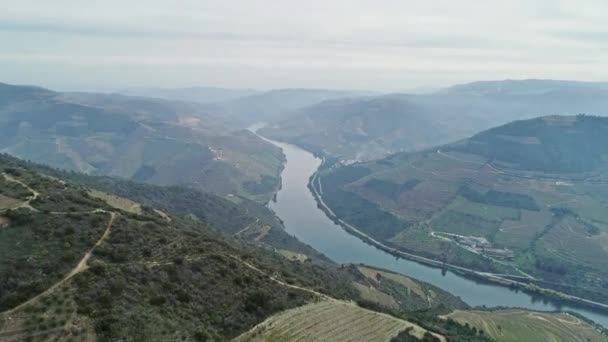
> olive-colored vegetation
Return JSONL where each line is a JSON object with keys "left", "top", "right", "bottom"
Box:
{"left": 1, "top": 152, "right": 329, "bottom": 263}
{"left": 0, "top": 153, "right": 487, "bottom": 341}
{"left": 0, "top": 174, "right": 33, "bottom": 200}
{"left": 317, "top": 115, "right": 608, "bottom": 303}
{"left": 452, "top": 115, "right": 608, "bottom": 173}
{"left": 351, "top": 265, "right": 468, "bottom": 312}
{"left": 319, "top": 163, "right": 408, "bottom": 240}
{"left": 0, "top": 209, "right": 107, "bottom": 311}
{"left": 0, "top": 82, "right": 285, "bottom": 202}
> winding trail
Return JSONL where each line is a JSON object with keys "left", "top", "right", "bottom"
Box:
{"left": 2, "top": 211, "right": 116, "bottom": 316}
{"left": 1, "top": 173, "right": 40, "bottom": 211}
{"left": 232, "top": 253, "right": 446, "bottom": 342}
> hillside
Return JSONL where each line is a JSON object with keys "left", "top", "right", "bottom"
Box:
{"left": 261, "top": 79, "right": 608, "bottom": 161}
{"left": 447, "top": 309, "right": 607, "bottom": 342}
{"left": 1, "top": 136, "right": 604, "bottom": 341}
{"left": 259, "top": 95, "right": 466, "bottom": 160}
{"left": 204, "top": 88, "right": 373, "bottom": 126}
{"left": 0, "top": 152, "right": 491, "bottom": 341}
{"left": 315, "top": 115, "right": 608, "bottom": 305}
{"left": 448, "top": 115, "right": 608, "bottom": 173}
{"left": 0, "top": 82, "right": 283, "bottom": 202}
{"left": 117, "top": 86, "right": 259, "bottom": 104}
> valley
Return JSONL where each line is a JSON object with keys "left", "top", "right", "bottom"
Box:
{"left": 0, "top": 83, "right": 285, "bottom": 203}
{"left": 5, "top": 1, "right": 608, "bottom": 340}
{"left": 282, "top": 115, "right": 608, "bottom": 325}
{"left": 0, "top": 151, "right": 492, "bottom": 341}
{"left": 261, "top": 80, "right": 608, "bottom": 162}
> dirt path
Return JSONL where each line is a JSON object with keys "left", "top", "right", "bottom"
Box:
{"left": 1, "top": 173, "right": 40, "bottom": 211}
{"left": 232, "top": 253, "right": 446, "bottom": 342}
{"left": 233, "top": 218, "right": 260, "bottom": 237}
{"left": 2, "top": 211, "right": 116, "bottom": 315}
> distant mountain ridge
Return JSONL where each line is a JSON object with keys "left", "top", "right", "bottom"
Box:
{"left": 0, "top": 82, "right": 284, "bottom": 201}
{"left": 261, "top": 79, "right": 608, "bottom": 161}
{"left": 448, "top": 114, "right": 608, "bottom": 173}
{"left": 118, "top": 86, "right": 259, "bottom": 104}
{"left": 204, "top": 88, "right": 376, "bottom": 126}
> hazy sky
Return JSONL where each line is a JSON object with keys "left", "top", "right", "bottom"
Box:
{"left": 2, "top": 0, "right": 607, "bottom": 91}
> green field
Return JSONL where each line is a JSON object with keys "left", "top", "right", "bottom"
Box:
{"left": 235, "top": 300, "right": 438, "bottom": 342}
{"left": 319, "top": 116, "right": 608, "bottom": 303}
{"left": 447, "top": 309, "right": 608, "bottom": 342}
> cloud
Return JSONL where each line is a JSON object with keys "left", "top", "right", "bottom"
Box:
{"left": 1, "top": 0, "right": 607, "bottom": 91}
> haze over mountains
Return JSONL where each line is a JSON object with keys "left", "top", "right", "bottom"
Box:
{"left": 203, "top": 88, "right": 375, "bottom": 126}
{"left": 2, "top": 78, "right": 608, "bottom": 341}
{"left": 2, "top": 78, "right": 608, "bottom": 200}
{"left": 118, "top": 87, "right": 259, "bottom": 104}
{"left": 0, "top": 82, "right": 284, "bottom": 202}
{"left": 261, "top": 79, "right": 608, "bottom": 160}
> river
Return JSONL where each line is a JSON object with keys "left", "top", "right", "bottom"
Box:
{"left": 259, "top": 134, "right": 608, "bottom": 328}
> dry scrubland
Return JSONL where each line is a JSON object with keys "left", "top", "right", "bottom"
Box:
{"left": 447, "top": 310, "right": 608, "bottom": 342}
{"left": 236, "top": 299, "right": 442, "bottom": 342}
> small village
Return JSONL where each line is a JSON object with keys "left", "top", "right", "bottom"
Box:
{"left": 434, "top": 232, "right": 515, "bottom": 259}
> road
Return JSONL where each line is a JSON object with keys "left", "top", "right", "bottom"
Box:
{"left": 309, "top": 163, "right": 608, "bottom": 312}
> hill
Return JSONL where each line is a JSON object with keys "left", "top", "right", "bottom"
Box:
{"left": 259, "top": 95, "right": 464, "bottom": 160}
{"left": 0, "top": 152, "right": 490, "bottom": 341}
{"left": 1, "top": 137, "right": 603, "bottom": 341}
{"left": 117, "top": 86, "right": 259, "bottom": 104}
{"left": 448, "top": 115, "right": 608, "bottom": 173}
{"left": 205, "top": 88, "right": 373, "bottom": 126}
{"left": 314, "top": 115, "right": 608, "bottom": 305}
{"left": 0, "top": 82, "right": 283, "bottom": 202}
{"left": 260, "top": 79, "right": 608, "bottom": 161}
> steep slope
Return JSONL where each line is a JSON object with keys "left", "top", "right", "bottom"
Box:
{"left": 448, "top": 115, "right": 608, "bottom": 173}
{"left": 260, "top": 95, "right": 464, "bottom": 160}
{"left": 0, "top": 153, "right": 484, "bottom": 342}
{"left": 0, "top": 82, "right": 283, "bottom": 202}
{"left": 315, "top": 115, "right": 608, "bottom": 306}
{"left": 261, "top": 79, "right": 608, "bottom": 161}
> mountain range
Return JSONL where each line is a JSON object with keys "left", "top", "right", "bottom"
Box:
{"left": 0, "top": 82, "right": 283, "bottom": 202}
{"left": 1, "top": 79, "right": 607, "bottom": 341}
{"left": 260, "top": 79, "right": 608, "bottom": 161}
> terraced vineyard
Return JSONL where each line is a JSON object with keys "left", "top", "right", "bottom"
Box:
{"left": 236, "top": 300, "right": 442, "bottom": 342}
{"left": 353, "top": 265, "right": 467, "bottom": 311}
{"left": 317, "top": 115, "right": 608, "bottom": 303}
{"left": 447, "top": 309, "right": 608, "bottom": 342}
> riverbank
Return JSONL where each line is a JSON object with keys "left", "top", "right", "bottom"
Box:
{"left": 308, "top": 157, "right": 608, "bottom": 315}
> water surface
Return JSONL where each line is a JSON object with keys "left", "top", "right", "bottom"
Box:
{"left": 263, "top": 136, "right": 608, "bottom": 328}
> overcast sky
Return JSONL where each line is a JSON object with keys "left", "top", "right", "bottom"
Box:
{"left": 1, "top": 0, "right": 607, "bottom": 91}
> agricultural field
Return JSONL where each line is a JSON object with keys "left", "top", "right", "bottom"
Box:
{"left": 318, "top": 116, "right": 608, "bottom": 302}
{"left": 88, "top": 190, "right": 143, "bottom": 214}
{"left": 235, "top": 300, "right": 441, "bottom": 342}
{"left": 447, "top": 309, "right": 608, "bottom": 342}
{"left": 352, "top": 282, "right": 399, "bottom": 309}
{"left": 350, "top": 265, "right": 468, "bottom": 312}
